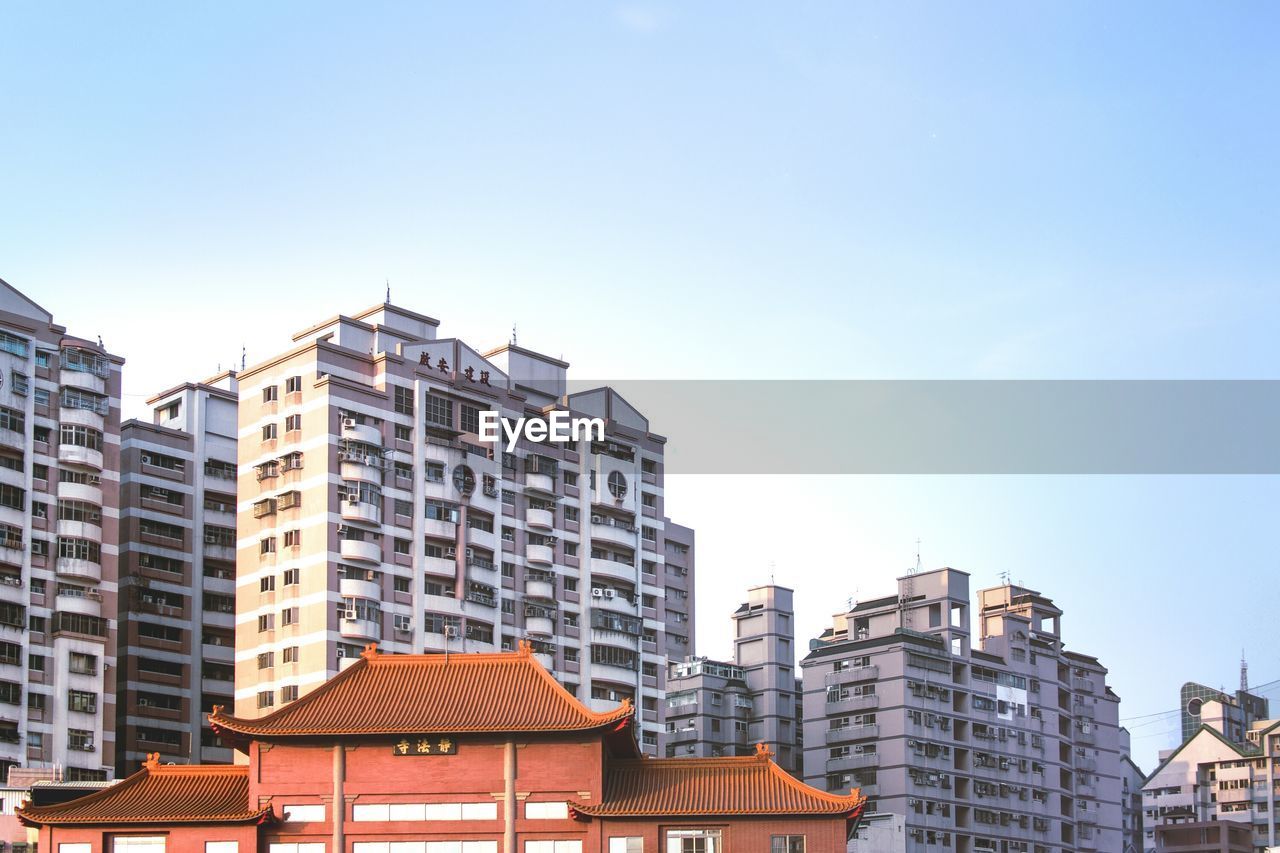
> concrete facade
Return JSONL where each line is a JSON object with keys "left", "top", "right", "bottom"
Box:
{"left": 115, "top": 372, "right": 241, "bottom": 774}
{"left": 665, "top": 585, "right": 803, "bottom": 773}
{"left": 232, "top": 302, "right": 694, "bottom": 754}
{"left": 803, "top": 568, "right": 1126, "bottom": 853}
{"left": 0, "top": 278, "right": 121, "bottom": 781}
{"left": 1142, "top": 703, "right": 1280, "bottom": 852}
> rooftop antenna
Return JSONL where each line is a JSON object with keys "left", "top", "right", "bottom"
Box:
{"left": 901, "top": 539, "right": 921, "bottom": 630}
{"left": 511, "top": 324, "right": 518, "bottom": 346}
{"left": 912, "top": 539, "right": 922, "bottom": 575}
{"left": 1241, "top": 650, "right": 1249, "bottom": 693}
{"left": 769, "top": 560, "right": 776, "bottom": 585}
{"left": 998, "top": 570, "right": 1011, "bottom": 586}
{"left": 385, "top": 278, "right": 391, "bottom": 304}
{"left": 241, "top": 346, "right": 246, "bottom": 371}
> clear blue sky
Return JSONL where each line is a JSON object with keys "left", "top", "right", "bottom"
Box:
{"left": 3, "top": 2, "right": 1277, "bottom": 768}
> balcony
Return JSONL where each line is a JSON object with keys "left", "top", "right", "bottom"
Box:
{"left": 826, "top": 753, "right": 879, "bottom": 772}
{"left": 525, "top": 473, "right": 555, "bottom": 494}
{"left": 1074, "top": 703, "right": 1095, "bottom": 720}
{"left": 1074, "top": 756, "right": 1097, "bottom": 772}
{"left": 424, "top": 555, "right": 458, "bottom": 578}
{"left": 526, "top": 543, "right": 553, "bottom": 566}
{"left": 525, "top": 579, "right": 555, "bottom": 600}
{"left": 526, "top": 508, "right": 554, "bottom": 530}
{"left": 669, "top": 727, "right": 698, "bottom": 743}
{"left": 0, "top": 428, "right": 22, "bottom": 452}
{"left": 1076, "top": 728, "right": 1096, "bottom": 745}
{"left": 591, "top": 520, "right": 636, "bottom": 547}
{"left": 61, "top": 367, "right": 106, "bottom": 393}
{"left": 827, "top": 694, "right": 879, "bottom": 715}
{"left": 57, "top": 518, "right": 102, "bottom": 540}
{"left": 59, "top": 405, "right": 106, "bottom": 431}
{"left": 340, "top": 459, "right": 383, "bottom": 484}
{"left": 341, "top": 420, "right": 382, "bottom": 446}
{"left": 56, "top": 589, "right": 103, "bottom": 617}
{"left": 339, "top": 577, "right": 381, "bottom": 601}
{"left": 825, "top": 665, "right": 879, "bottom": 686}
{"left": 534, "top": 652, "right": 555, "bottom": 671}
{"left": 825, "top": 724, "right": 878, "bottom": 743}
{"left": 56, "top": 556, "right": 102, "bottom": 582}
{"left": 339, "top": 616, "right": 382, "bottom": 641}
{"left": 339, "top": 539, "right": 381, "bottom": 563}
{"left": 58, "top": 443, "right": 103, "bottom": 471}
{"left": 423, "top": 518, "right": 456, "bottom": 539}
{"left": 1073, "top": 677, "right": 1095, "bottom": 693}
{"left": 592, "top": 661, "right": 639, "bottom": 685}
{"left": 57, "top": 480, "right": 103, "bottom": 506}
{"left": 1076, "top": 783, "right": 1097, "bottom": 799}
{"left": 466, "top": 527, "right": 496, "bottom": 551}
{"left": 589, "top": 557, "right": 635, "bottom": 583}
{"left": 340, "top": 499, "right": 381, "bottom": 525}
{"left": 525, "top": 616, "right": 555, "bottom": 636}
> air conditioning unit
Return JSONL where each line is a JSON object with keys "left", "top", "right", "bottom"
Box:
{"left": 394, "top": 615, "right": 413, "bottom": 632}
{"left": 343, "top": 417, "right": 357, "bottom": 429}
{"left": 444, "top": 625, "right": 459, "bottom": 639}
{"left": 591, "top": 588, "right": 604, "bottom": 597}
{"left": 336, "top": 647, "right": 346, "bottom": 658}
{"left": 465, "top": 547, "right": 474, "bottom": 558}
{"left": 343, "top": 609, "right": 357, "bottom": 620}
{"left": 444, "top": 548, "right": 456, "bottom": 558}
{"left": 603, "top": 589, "right": 616, "bottom": 598}
{"left": 591, "top": 514, "right": 604, "bottom": 523}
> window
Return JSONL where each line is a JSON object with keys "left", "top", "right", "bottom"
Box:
{"left": 0, "top": 407, "right": 24, "bottom": 433}
{"left": 283, "top": 646, "right": 300, "bottom": 663}
{"left": 394, "top": 385, "right": 414, "bottom": 415}
{"left": 283, "top": 568, "right": 300, "bottom": 586}
{"left": 285, "top": 414, "right": 302, "bottom": 432}
{"left": 257, "top": 652, "right": 275, "bottom": 670}
{"left": 69, "top": 652, "right": 98, "bottom": 675}
{"left": 610, "top": 840, "right": 644, "bottom": 853}
{"left": 281, "top": 684, "right": 299, "bottom": 702}
{"left": 67, "top": 728, "right": 94, "bottom": 751}
{"left": 262, "top": 423, "right": 278, "bottom": 441}
{"left": 268, "top": 846, "right": 326, "bottom": 853}
{"left": 663, "top": 830, "right": 723, "bottom": 852}
{"left": 207, "top": 844, "right": 240, "bottom": 853}
{"left": 260, "top": 576, "right": 276, "bottom": 593}
{"left": 0, "top": 332, "right": 28, "bottom": 357}
{"left": 258, "top": 614, "right": 275, "bottom": 632}
{"left": 525, "top": 844, "right": 583, "bottom": 853}
{"left": 607, "top": 470, "right": 627, "bottom": 499}
{"left": 460, "top": 404, "right": 481, "bottom": 433}
{"left": 281, "top": 804, "right": 325, "bottom": 822}
{"left": 68, "top": 690, "right": 97, "bottom": 713}
{"left": 525, "top": 801, "right": 570, "bottom": 819}
{"left": 285, "top": 376, "right": 302, "bottom": 394}
{"left": 60, "top": 846, "right": 92, "bottom": 853}
{"left": 395, "top": 424, "right": 413, "bottom": 442}
{"left": 263, "top": 385, "right": 278, "bottom": 403}
{"left": 0, "top": 484, "right": 23, "bottom": 511}
{"left": 257, "top": 691, "right": 275, "bottom": 710}
{"left": 281, "top": 607, "right": 300, "bottom": 626}
{"left": 425, "top": 394, "right": 452, "bottom": 426}
{"left": 771, "top": 837, "right": 805, "bottom": 853}
{"left": 113, "top": 837, "right": 167, "bottom": 851}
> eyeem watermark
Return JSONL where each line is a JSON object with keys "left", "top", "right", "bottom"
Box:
{"left": 479, "top": 410, "right": 605, "bottom": 453}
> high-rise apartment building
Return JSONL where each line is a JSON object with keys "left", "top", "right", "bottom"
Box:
{"left": 0, "top": 279, "right": 121, "bottom": 781}
{"left": 802, "top": 568, "right": 1125, "bottom": 853}
{"left": 115, "top": 372, "right": 240, "bottom": 775}
{"left": 665, "top": 584, "right": 803, "bottom": 772}
{"left": 1142, "top": 701, "right": 1280, "bottom": 852}
{"left": 233, "top": 302, "right": 693, "bottom": 754}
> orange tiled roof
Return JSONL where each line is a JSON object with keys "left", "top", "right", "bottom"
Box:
{"left": 16, "top": 759, "right": 272, "bottom": 827}
{"left": 571, "top": 746, "right": 866, "bottom": 818}
{"left": 210, "top": 643, "right": 634, "bottom": 738}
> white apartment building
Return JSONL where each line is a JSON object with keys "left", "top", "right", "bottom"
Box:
{"left": 0, "top": 279, "right": 122, "bottom": 780}
{"left": 232, "top": 302, "right": 694, "bottom": 754}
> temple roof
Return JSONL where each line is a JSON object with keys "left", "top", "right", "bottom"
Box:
{"left": 571, "top": 745, "right": 867, "bottom": 818}
{"left": 17, "top": 760, "right": 271, "bottom": 827}
{"left": 210, "top": 643, "right": 634, "bottom": 739}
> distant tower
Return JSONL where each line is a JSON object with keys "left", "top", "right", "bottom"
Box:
{"left": 1241, "top": 650, "right": 1249, "bottom": 693}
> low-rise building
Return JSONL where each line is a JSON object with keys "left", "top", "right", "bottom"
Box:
{"left": 664, "top": 585, "right": 803, "bottom": 772}
{"left": 20, "top": 643, "right": 866, "bottom": 852}
{"left": 1142, "top": 702, "right": 1280, "bottom": 852}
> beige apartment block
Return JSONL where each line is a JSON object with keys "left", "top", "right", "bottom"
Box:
{"left": 232, "top": 302, "right": 694, "bottom": 754}
{"left": 1143, "top": 701, "right": 1280, "bottom": 852}
{"left": 803, "top": 568, "right": 1128, "bottom": 853}
{"left": 0, "top": 279, "right": 122, "bottom": 781}
{"left": 116, "top": 372, "right": 240, "bottom": 775}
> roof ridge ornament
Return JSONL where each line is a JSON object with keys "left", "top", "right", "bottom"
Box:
{"left": 143, "top": 752, "right": 161, "bottom": 771}
{"left": 361, "top": 642, "right": 379, "bottom": 660}
{"left": 517, "top": 639, "right": 534, "bottom": 657}
{"left": 754, "top": 742, "right": 774, "bottom": 761}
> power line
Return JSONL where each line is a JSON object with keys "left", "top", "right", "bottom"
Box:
{"left": 1120, "top": 675, "right": 1280, "bottom": 725}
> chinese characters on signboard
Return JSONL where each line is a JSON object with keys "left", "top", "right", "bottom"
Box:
{"left": 392, "top": 736, "right": 457, "bottom": 756}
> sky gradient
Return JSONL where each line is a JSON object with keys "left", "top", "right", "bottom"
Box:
{"left": 3, "top": 2, "right": 1277, "bottom": 768}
